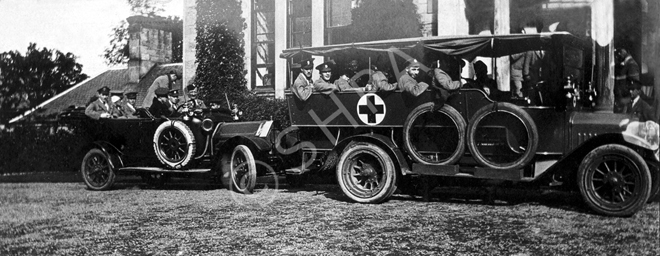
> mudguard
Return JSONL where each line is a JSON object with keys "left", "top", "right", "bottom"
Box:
{"left": 91, "top": 141, "right": 124, "bottom": 169}
{"left": 334, "top": 133, "right": 411, "bottom": 175}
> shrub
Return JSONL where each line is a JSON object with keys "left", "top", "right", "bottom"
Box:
{"left": 0, "top": 123, "right": 82, "bottom": 174}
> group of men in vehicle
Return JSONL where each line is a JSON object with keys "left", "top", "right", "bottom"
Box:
{"left": 288, "top": 51, "right": 655, "bottom": 123}
{"left": 85, "top": 71, "right": 206, "bottom": 120}
{"left": 289, "top": 56, "right": 475, "bottom": 110}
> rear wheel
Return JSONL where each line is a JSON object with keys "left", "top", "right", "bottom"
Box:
{"left": 578, "top": 144, "right": 652, "bottom": 217}
{"left": 81, "top": 148, "right": 116, "bottom": 191}
{"left": 337, "top": 142, "right": 397, "bottom": 203}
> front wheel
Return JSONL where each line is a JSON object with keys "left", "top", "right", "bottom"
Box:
{"left": 81, "top": 148, "right": 116, "bottom": 191}
{"left": 224, "top": 145, "right": 257, "bottom": 194}
{"left": 578, "top": 144, "right": 652, "bottom": 217}
{"left": 336, "top": 142, "right": 397, "bottom": 203}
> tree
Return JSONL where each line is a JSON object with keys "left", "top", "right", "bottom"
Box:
{"left": 0, "top": 43, "right": 89, "bottom": 113}
{"left": 349, "top": 0, "right": 422, "bottom": 42}
{"left": 102, "top": 0, "right": 182, "bottom": 66}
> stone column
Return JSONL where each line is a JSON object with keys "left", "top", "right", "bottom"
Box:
{"left": 311, "top": 0, "right": 325, "bottom": 80}
{"left": 242, "top": 0, "right": 253, "bottom": 91}
{"left": 437, "top": 0, "right": 469, "bottom": 36}
{"left": 591, "top": 0, "right": 614, "bottom": 112}
{"left": 494, "top": 0, "right": 510, "bottom": 92}
{"left": 274, "top": 0, "right": 288, "bottom": 99}
{"left": 183, "top": 0, "right": 197, "bottom": 87}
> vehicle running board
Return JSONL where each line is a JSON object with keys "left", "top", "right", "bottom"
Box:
{"left": 411, "top": 163, "right": 523, "bottom": 181}
{"left": 285, "top": 167, "right": 310, "bottom": 175}
{"left": 117, "top": 167, "right": 211, "bottom": 173}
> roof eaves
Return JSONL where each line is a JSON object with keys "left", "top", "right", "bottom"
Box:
{"left": 8, "top": 72, "right": 105, "bottom": 123}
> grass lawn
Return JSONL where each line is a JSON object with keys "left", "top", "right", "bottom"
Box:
{"left": 0, "top": 177, "right": 658, "bottom": 255}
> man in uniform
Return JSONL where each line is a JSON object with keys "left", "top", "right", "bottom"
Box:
{"left": 313, "top": 61, "right": 340, "bottom": 94}
{"left": 120, "top": 90, "right": 138, "bottom": 117}
{"left": 334, "top": 69, "right": 358, "bottom": 91}
{"left": 366, "top": 65, "right": 397, "bottom": 92}
{"left": 290, "top": 58, "right": 315, "bottom": 101}
{"left": 614, "top": 48, "right": 640, "bottom": 113}
{"left": 142, "top": 70, "right": 181, "bottom": 108}
{"left": 85, "top": 86, "right": 113, "bottom": 120}
{"left": 398, "top": 58, "right": 429, "bottom": 97}
{"left": 627, "top": 80, "right": 654, "bottom": 122}
{"left": 149, "top": 88, "right": 177, "bottom": 118}
{"left": 179, "top": 84, "right": 207, "bottom": 113}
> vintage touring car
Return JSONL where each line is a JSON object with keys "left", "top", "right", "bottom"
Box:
{"left": 59, "top": 103, "right": 277, "bottom": 193}
{"left": 279, "top": 32, "right": 659, "bottom": 216}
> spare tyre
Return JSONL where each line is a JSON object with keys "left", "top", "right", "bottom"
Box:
{"left": 403, "top": 103, "right": 466, "bottom": 165}
{"left": 153, "top": 120, "right": 196, "bottom": 169}
{"left": 467, "top": 102, "right": 538, "bottom": 170}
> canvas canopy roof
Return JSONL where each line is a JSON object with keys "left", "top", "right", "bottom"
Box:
{"left": 280, "top": 32, "right": 590, "bottom": 62}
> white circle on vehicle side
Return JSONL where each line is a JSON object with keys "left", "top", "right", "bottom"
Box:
{"left": 356, "top": 93, "right": 386, "bottom": 126}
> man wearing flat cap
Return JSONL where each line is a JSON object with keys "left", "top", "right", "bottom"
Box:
{"left": 142, "top": 70, "right": 181, "bottom": 108}
{"left": 313, "top": 61, "right": 340, "bottom": 94}
{"left": 85, "top": 86, "right": 113, "bottom": 120}
{"left": 290, "top": 58, "right": 315, "bottom": 101}
{"left": 398, "top": 58, "right": 429, "bottom": 97}
{"left": 149, "top": 87, "right": 178, "bottom": 118}
{"left": 626, "top": 80, "right": 654, "bottom": 122}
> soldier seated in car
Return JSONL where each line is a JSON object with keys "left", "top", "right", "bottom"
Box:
{"left": 290, "top": 58, "right": 315, "bottom": 101}
{"left": 179, "top": 83, "right": 207, "bottom": 113}
{"left": 149, "top": 88, "right": 179, "bottom": 118}
{"left": 398, "top": 58, "right": 429, "bottom": 97}
{"left": 85, "top": 86, "right": 113, "bottom": 120}
{"left": 119, "top": 90, "right": 138, "bottom": 118}
{"left": 366, "top": 65, "right": 397, "bottom": 92}
{"left": 313, "top": 61, "right": 340, "bottom": 94}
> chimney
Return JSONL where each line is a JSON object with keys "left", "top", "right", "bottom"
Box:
{"left": 127, "top": 15, "right": 173, "bottom": 83}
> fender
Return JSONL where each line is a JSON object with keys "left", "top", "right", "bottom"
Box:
{"left": 215, "top": 136, "right": 272, "bottom": 156}
{"left": 333, "top": 133, "right": 411, "bottom": 175}
{"left": 537, "top": 133, "right": 658, "bottom": 185}
{"left": 91, "top": 141, "right": 124, "bottom": 169}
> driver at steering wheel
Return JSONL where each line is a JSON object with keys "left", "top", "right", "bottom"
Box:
{"left": 178, "top": 84, "right": 207, "bottom": 114}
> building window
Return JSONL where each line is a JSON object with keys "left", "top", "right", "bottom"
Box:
{"left": 325, "top": 0, "right": 355, "bottom": 45}
{"left": 289, "top": 0, "right": 312, "bottom": 48}
{"left": 253, "top": 0, "right": 275, "bottom": 89}
{"left": 327, "top": 0, "right": 353, "bottom": 27}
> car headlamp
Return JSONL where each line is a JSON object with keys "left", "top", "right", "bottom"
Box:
{"left": 202, "top": 118, "right": 214, "bottom": 132}
{"left": 622, "top": 120, "right": 659, "bottom": 153}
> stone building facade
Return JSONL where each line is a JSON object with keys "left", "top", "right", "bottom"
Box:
{"left": 182, "top": 0, "right": 659, "bottom": 116}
